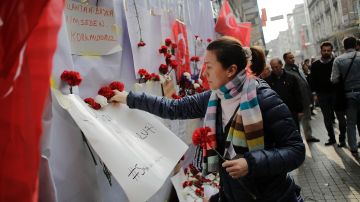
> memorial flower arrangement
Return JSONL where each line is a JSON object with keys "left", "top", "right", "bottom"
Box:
{"left": 157, "top": 38, "right": 178, "bottom": 82}
{"left": 178, "top": 72, "right": 205, "bottom": 97}
{"left": 59, "top": 70, "right": 114, "bottom": 186}
{"left": 83, "top": 81, "right": 125, "bottom": 110}
{"left": 179, "top": 164, "right": 220, "bottom": 201}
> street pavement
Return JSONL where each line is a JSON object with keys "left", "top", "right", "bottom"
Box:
{"left": 291, "top": 108, "right": 360, "bottom": 202}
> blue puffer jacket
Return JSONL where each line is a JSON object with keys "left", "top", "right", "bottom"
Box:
{"left": 127, "top": 79, "right": 305, "bottom": 202}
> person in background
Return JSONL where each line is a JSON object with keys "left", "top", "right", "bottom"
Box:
{"left": 266, "top": 58, "right": 303, "bottom": 130}
{"left": 310, "top": 41, "right": 347, "bottom": 147}
{"left": 111, "top": 37, "right": 305, "bottom": 202}
{"left": 284, "top": 52, "right": 320, "bottom": 143}
{"left": 331, "top": 36, "right": 360, "bottom": 155}
{"left": 259, "top": 64, "right": 271, "bottom": 79}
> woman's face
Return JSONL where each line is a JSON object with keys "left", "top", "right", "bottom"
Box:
{"left": 203, "top": 50, "right": 234, "bottom": 90}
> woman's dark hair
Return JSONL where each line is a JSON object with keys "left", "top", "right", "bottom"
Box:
{"left": 206, "top": 36, "right": 247, "bottom": 74}
{"left": 249, "top": 46, "right": 266, "bottom": 76}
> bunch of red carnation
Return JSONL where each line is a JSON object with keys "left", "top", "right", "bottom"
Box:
{"left": 61, "top": 70, "right": 82, "bottom": 86}
{"left": 157, "top": 38, "right": 179, "bottom": 77}
{"left": 60, "top": 70, "right": 83, "bottom": 93}
{"left": 192, "top": 127, "right": 211, "bottom": 148}
{"left": 83, "top": 81, "right": 125, "bottom": 110}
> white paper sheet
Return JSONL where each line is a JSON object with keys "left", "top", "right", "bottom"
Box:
{"left": 124, "top": 0, "right": 163, "bottom": 77}
{"left": 64, "top": 0, "right": 122, "bottom": 55}
{"left": 53, "top": 90, "right": 188, "bottom": 202}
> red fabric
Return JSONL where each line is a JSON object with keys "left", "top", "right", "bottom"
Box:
{"left": 0, "top": 0, "right": 64, "bottom": 201}
{"left": 172, "top": 20, "right": 190, "bottom": 82}
{"left": 0, "top": 0, "right": 48, "bottom": 80}
{"left": 199, "top": 63, "right": 210, "bottom": 90}
{"left": 237, "top": 22, "right": 252, "bottom": 47}
{"left": 214, "top": 0, "right": 237, "bottom": 34}
{"left": 214, "top": 0, "right": 252, "bottom": 46}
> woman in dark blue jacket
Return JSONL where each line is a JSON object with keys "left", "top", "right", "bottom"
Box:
{"left": 111, "top": 37, "right": 305, "bottom": 202}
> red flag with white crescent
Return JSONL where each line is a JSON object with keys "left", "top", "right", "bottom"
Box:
{"left": 172, "top": 20, "right": 190, "bottom": 81}
{"left": 214, "top": 0, "right": 237, "bottom": 34}
{"left": 214, "top": 0, "right": 252, "bottom": 46}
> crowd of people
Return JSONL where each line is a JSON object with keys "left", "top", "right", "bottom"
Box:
{"left": 261, "top": 36, "right": 360, "bottom": 155}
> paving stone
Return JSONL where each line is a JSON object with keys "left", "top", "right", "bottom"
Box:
{"left": 291, "top": 108, "right": 360, "bottom": 200}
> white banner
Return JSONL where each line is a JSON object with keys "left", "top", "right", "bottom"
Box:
{"left": 53, "top": 90, "right": 188, "bottom": 202}
{"left": 64, "top": 0, "right": 122, "bottom": 55}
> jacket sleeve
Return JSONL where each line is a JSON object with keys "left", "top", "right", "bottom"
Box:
{"left": 126, "top": 90, "right": 211, "bottom": 120}
{"left": 244, "top": 82, "right": 305, "bottom": 178}
{"left": 292, "top": 75, "right": 304, "bottom": 113}
{"left": 331, "top": 58, "right": 341, "bottom": 83}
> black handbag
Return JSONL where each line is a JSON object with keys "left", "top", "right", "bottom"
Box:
{"left": 334, "top": 52, "right": 357, "bottom": 110}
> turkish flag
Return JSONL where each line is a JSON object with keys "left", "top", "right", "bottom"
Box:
{"left": 215, "top": 0, "right": 237, "bottom": 34}
{"left": 237, "top": 22, "right": 252, "bottom": 47}
{"left": 214, "top": 0, "right": 252, "bottom": 46}
{"left": 0, "top": 0, "right": 64, "bottom": 201}
{"left": 172, "top": 20, "right": 190, "bottom": 82}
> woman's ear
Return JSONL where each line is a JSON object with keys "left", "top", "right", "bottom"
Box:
{"left": 227, "top": 64, "right": 238, "bottom": 78}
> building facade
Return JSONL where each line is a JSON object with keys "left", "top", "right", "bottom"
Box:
{"left": 306, "top": 0, "right": 360, "bottom": 55}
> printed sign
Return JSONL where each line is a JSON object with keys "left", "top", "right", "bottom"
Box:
{"left": 64, "top": 0, "right": 122, "bottom": 55}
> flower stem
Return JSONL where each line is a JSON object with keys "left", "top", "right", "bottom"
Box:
{"left": 133, "top": 0, "right": 142, "bottom": 42}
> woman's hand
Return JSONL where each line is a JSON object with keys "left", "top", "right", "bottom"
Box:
{"left": 222, "top": 158, "right": 248, "bottom": 179}
{"left": 109, "top": 90, "right": 128, "bottom": 104}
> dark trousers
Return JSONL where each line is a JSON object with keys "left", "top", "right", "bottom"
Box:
{"left": 318, "top": 93, "right": 347, "bottom": 143}
{"left": 292, "top": 112, "right": 300, "bottom": 131}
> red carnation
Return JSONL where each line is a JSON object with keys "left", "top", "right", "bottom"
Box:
{"left": 158, "top": 45, "right": 168, "bottom": 54}
{"left": 196, "top": 86, "right": 204, "bottom": 93}
{"left": 60, "top": 70, "right": 82, "bottom": 86}
{"left": 138, "top": 68, "right": 148, "bottom": 77}
{"left": 165, "top": 57, "right": 172, "bottom": 65}
{"left": 169, "top": 60, "right": 178, "bottom": 69}
{"left": 84, "top": 98, "right": 101, "bottom": 110}
{"left": 195, "top": 188, "right": 203, "bottom": 197}
{"left": 165, "top": 38, "right": 172, "bottom": 46}
{"left": 164, "top": 53, "right": 172, "bottom": 59}
{"left": 171, "top": 93, "right": 181, "bottom": 100}
{"left": 192, "top": 127, "right": 211, "bottom": 146}
{"left": 150, "top": 73, "right": 160, "bottom": 81}
{"left": 159, "top": 64, "right": 169, "bottom": 74}
{"left": 98, "top": 86, "right": 115, "bottom": 100}
{"left": 207, "top": 38, "right": 212, "bottom": 43}
{"left": 92, "top": 103, "right": 101, "bottom": 110}
{"left": 84, "top": 97, "right": 95, "bottom": 105}
{"left": 137, "top": 41, "right": 146, "bottom": 47}
{"left": 109, "top": 81, "right": 124, "bottom": 92}
{"left": 190, "top": 56, "right": 200, "bottom": 62}
{"left": 171, "top": 43, "right": 177, "bottom": 49}
{"left": 144, "top": 72, "right": 151, "bottom": 81}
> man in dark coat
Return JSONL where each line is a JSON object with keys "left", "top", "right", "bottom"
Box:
{"left": 310, "top": 41, "right": 346, "bottom": 146}
{"left": 283, "top": 52, "right": 320, "bottom": 143}
{"left": 266, "top": 58, "right": 303, "bottom": 131}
